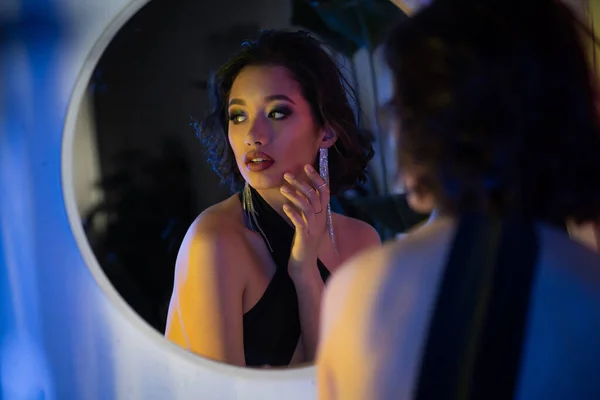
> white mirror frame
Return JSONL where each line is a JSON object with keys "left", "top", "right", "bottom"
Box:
{"left": 1, "top": 0, "right": 314, "bottom": 398}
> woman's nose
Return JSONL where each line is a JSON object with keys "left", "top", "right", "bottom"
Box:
{"left": 245, "top": 132, "right": 264, "bottom": 146}
{"left": 244, "top": 117, "right": 269, "bottom": 146}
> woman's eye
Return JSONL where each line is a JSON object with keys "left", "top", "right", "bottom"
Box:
{"left": 268, "top": 108, "right": 291, "bottom": 120}
{"left": 229, "top": 113, "right": 247, "bottom": 124}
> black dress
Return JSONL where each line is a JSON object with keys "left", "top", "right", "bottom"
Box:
{"left": 415, "top": 213, "right": 540, "bottom": 399}
{"left": 238, "top": 186, "right": 331, "bottom": 367}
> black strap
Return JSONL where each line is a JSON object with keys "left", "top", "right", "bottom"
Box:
{"left": 245, "top": 186, "right": 331, "bottom": 282}
{"left": 414, "top": 214, "right": 539, "bottom": 399}
{"left": 238, "top": 187, "right": 330, "bottom": 366}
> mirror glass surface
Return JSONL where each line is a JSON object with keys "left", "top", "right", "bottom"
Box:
{"left": 69, "top": 0, "right": 423, "bottom": 369}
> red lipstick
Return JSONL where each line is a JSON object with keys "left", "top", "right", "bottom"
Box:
{"left": 244, "top": 151, "right": 274, "bottom": 172}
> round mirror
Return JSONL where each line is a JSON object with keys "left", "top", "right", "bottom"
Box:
{"left": 58, "top": 0, "right": 408, "bottom": 397}
{"left": 60, "top": 0, "right": 329, "bottom": 397}
{"left": 1, "top": 0, "right": 413, "bottom": 396}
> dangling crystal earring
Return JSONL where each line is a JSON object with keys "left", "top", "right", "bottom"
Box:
{"left": 242, "top": 182, "right": 272, "bottom": 252}
{"left": 319, "top": 147, "right": 338, "bottom": 255}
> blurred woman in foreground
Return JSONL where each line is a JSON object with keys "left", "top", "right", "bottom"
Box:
{"left": 317, "top": 0, "right": 600, "bottom": 398}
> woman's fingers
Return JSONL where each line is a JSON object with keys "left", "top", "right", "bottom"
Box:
{"left": 280, "top": 185, "right": 314, "bottom": 218}
{"left": 280, "top": 164, "right": 331, "bottom": 225}
{"left": 283, "top": 172, "right": 320, "bottom": 209}
{"left": 283, "top": 203, "right": 307, "bottom": 232}
{"left": 304, "top": 164, "right": 329, "bottom": 210}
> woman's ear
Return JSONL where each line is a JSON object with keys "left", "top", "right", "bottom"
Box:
{"left": 320, "top": 127, "right": 338, "bottom": 149}
{"left": 403, "top": 173, "right": 436, "bottom": 214}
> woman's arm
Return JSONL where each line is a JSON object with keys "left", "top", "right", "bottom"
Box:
{"left": 165, "top": 217, "right": 247, "bottom": 366}
{"left": 291, "top": 264, "right": 326, "bottom": 363}
{"left": 294, "top": 220, "right": 381, "bottom": 363}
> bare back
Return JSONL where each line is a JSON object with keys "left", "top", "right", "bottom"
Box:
{"left": 317, "top": 218, "right": 600, "bottom": 399}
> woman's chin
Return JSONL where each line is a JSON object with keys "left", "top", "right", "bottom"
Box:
{"left": 244, "top": 174, "right": 283, "bottom": 191}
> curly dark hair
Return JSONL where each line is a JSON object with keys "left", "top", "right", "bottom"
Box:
{"left": 197, "top": 29, "right": 374, "bottom": 194}
{"left": 385, "top": 0, "right": 600, "bottom": 226}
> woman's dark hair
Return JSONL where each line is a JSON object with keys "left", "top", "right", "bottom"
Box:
{"left": 385, "top": 0, "right": 600, "bottom": 225}
{"left": 198, "top": 29, "right": 374, "bottom": 194}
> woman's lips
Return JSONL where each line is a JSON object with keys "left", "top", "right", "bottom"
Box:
{"left": 246, "top": 159, "right": 275, "bottom": 172}
{"left": 244, "top": 150, "right": 274, "bottom": 172}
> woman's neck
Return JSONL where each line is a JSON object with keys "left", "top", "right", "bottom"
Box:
{"left": 254, "top": 186, "right": 293, "bottom": 225}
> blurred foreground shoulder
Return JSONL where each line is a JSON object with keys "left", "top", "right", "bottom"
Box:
{"left": 317, "top": 242, "right": 394, "bottom": 399}
{"left": 324, "top": 216, "right": 456, "bottom": 316}
{"left": 328, "top": 241, "right": 393, "bottom": 293}
{"left": 322, "top": 242, "right": 396, "bottom": 330}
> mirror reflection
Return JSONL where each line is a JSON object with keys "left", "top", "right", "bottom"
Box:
{"left": 71, "top": 0, "right": 428, "bottom": 369}
{"left": 165, "top": 29, "right": 385, "bottom": 368}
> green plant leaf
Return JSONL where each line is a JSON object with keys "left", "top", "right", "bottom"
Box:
{"left": 291, "top": 0, "right": 358, "bottom": 56}
{"left": 292, "top": 0, "right": 407, "bottom": 55}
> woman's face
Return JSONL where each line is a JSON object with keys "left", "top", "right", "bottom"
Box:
{"left": 227, "top": 65, "right": 328, "bottom": 190}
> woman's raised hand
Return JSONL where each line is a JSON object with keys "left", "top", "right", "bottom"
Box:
{"left": 280, "top": 164, "right": 330, "bottom": 280}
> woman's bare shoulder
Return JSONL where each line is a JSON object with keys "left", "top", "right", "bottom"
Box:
{"left": 516, "top": 224, "right": 600, "bottom": 399}
{"left": 190, "top": 194, "right": 244, "bottom": 234}
{"left": 331, "top": 214, "right": 382, "bottom": 266}
{"left": 323, "top": 217, "right": 456, "bottom": 335}
{"left": 534, "top": 223, "right": 600, "bottom": 314}
{"left": 319, "top": 219, "right": 456, "bottom": 381}
{"left": 176, "top": 194, "right": 248, "bottom": 276}
{"left": 340, "top": 217, "right": 455, "bottom": 277}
